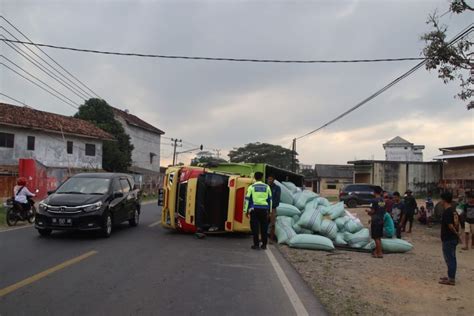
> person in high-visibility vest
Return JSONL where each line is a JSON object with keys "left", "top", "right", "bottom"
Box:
{"left": 244, "top": 171, "right": 272, "bottom": 250}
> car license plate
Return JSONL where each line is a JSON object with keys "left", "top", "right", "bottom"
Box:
{"left": 52, "top": 218, "right": 72, "bottom": 226}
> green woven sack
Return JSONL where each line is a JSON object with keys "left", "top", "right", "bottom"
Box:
{"left": 294, "top": 190, "right": 318, "bottom": 210}
{"left": 344, "top": 228, "right": 370, "bottom": 248}
{"left": 282, "top": 181, "right": 299, "bottom": 194}
{"left": 335, "top": 216, "right": 350, "bottom": 230}
{"left": 275, "top": 221, "right": 297, "bottom": 245}
{"left": 320, "top": 202, "right": 346, "bottom": 220}
{"left": 297, "top": 205, "right": 322, "bottom": 232}
{"left": 343, "top": 218, "right": 364, "bottom": 233}
{"left": 288, "top": 234, "right": 335, "bottom": 251}
{"left": 319, "top": 219, "right": 338, "bottom": 240}
{"left": 381, "top": 238, "right": 413, "bottom": 253}
{"left": 275, "top": 180, "right": 294, "bottom": 205}
{"left": 335, "top": 232, "right": 348, "bottom": 245}
{"left": 276, "top": 203, "right": 301, "bottom": 217}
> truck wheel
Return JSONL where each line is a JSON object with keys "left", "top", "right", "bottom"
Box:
{"left": 101, "top": 213, "right": 113, "bottom": 238}
{"left": 346, "top": 199, "right": 358, "bottom": 208}
{"left": 129, "top": 209, "right": 139, "bottom": 227}
{"left": 37, "top": 229, "right": 52, "bottom": 237}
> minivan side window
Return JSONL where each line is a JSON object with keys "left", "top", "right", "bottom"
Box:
{"left": 120, "top": 179, "right": 131, "bottom": 193}
{"left": 112, "top": 179, "right": 122, "bottom": 193}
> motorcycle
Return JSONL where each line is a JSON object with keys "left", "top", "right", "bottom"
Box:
{"left": 4, "top": 189, "right": 39, "bottom": 226}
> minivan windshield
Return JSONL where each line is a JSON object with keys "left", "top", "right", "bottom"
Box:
{"left": 56, "top": 178, "right": 111, "bottom": 195}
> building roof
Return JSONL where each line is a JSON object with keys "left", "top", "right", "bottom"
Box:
{"left": 439, "top": 144, "right": 474, "bottom": 152}
{"left": 0, "top": 103, "right": 114, "bottom": 140}
{"left": 433, "top": 153, "right": 474, "bottom": 160}
{"left": 383, "top": 136, "right": 413, "bottom": 146}
{"left": 112, "top": 107, "right": 165, "bottom": 135}
{"left": 314, "top": 164, "right": 353, "bottom": 179}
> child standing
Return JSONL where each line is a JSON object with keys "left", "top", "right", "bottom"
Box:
{"left": 366, "top": 187, "right": 385, "bottom": 258}
{"left": 426, "top": 191, "right": 434, "bottom": 227}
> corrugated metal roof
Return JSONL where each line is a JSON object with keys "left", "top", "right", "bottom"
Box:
{"left": 433, "top": 153, "right": 474, "bottom": 160}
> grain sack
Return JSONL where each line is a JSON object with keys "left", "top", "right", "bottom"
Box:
{"left": 288, "top": 234, "right": 335, "bottom": 251}
{"left": 275, "top": 220, "right": 297, "bottom": 245}
{"left": 343, "top": 218, "right": 364, "bottom": 233}
{"left": 364, "top": 240, "right": 375, "bottom": 250}
{"left": 277, "top": 216, "right": 294, "bottom": 227}
{"left": 317, "top": 197, "right": 331, "bottom": 208}
{"left": 344, "top": 228, "right": 370, "bottom": 248}
{"left": 381, "top": 238, "right": 413, "bottom": 253}
{"left": 335, "top": 232, "right": 348, "bottom": 245}
{"left": 282, "top": 181, "right": 299, "bottom": 194}
{"left": 304, "top": 199, "right": 319, "bottom": 214}
{"left": 275, "top": 180, "right": 294, "bottom": 205}
{"left": 294, "top": 190, "right": 318, "bottom": 210}
{"left": 319, "top": 219, "right": 338, "bottom": 240}
{"left": 320, "top": 202, "right": 346, "bottom": 220}
{"left": 297, "top": 205, "right": 323, "bottom": 232}
{"left": 335, "top": 216, "right": 350, "bottom": 230}
{"left": 292, "top": 214, "right": 300, "bottom": 223}
{"left": 292, "top": 223, "right": 313, "bottom": 234}
{"left": 276, "top": 203, "right": 301, "bottom": 217}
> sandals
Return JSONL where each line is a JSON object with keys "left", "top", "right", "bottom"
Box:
{"left": 372, "top": 254, "right": 384, "bottom": 259}
{"left": 439, "top": 279, "right": 455, "bottom": 286}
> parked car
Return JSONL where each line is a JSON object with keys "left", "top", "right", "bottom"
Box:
{"left": 35, "top": 173, "right": 141, "bottom": 238}
{"left": 339, "top": 184, "right": 384, "bottom": 208}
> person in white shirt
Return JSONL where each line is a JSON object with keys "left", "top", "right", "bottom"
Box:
{"left": 13, "top": 177, "right": 36, "bottom": 211}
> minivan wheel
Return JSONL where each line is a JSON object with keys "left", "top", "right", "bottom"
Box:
{"left": 37, "top": 228, "right": 52, "bottom": 237}
{"left": 101, "top": 213, "right": 113, "bottom": 238}
{"left": 129, "top": 209, "right": 139, "bottom": 227}
{"left": 346, "top": 199, "right": 358, "bottom": 208}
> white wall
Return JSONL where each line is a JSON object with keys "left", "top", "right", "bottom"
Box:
{"left": 116, "top": 116, "right": 161, "bottom": 172}
{"left": 385, "top": 146, "right": 423, "bottom": 162}
{"left": 0, "top": 126, "right": 103, "bottom": 169}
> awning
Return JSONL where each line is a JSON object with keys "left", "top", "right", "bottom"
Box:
{"left": 432, "top": 153, "right": 474, "bottom": 160}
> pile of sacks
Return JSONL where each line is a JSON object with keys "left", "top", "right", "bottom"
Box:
{"left": 274, "top": 181, "right": 413, "bottom": 253}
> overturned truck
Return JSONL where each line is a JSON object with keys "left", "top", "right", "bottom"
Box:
{"left": 159, "top": 163, "right": 303, "bottom": 234}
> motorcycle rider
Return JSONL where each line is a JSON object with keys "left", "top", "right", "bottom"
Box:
{"left": 13, "top": 177, "right": 36, "bottom": 218}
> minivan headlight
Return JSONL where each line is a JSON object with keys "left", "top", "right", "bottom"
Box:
{"left": 39, "top": 201, "right": 48, "bottom": 211}
{"left": 83, "top": 202, "right": 103, "bottom": 212}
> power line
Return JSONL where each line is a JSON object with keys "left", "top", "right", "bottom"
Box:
{"left": 1, "top": 60, "right": 79, "bottom": 109}
{"left": 295, "top": 24, "right": 474, "bottom": 141}
{"left": 1, "top": 33, "right": 90, "bottom": 101}
{"left": 0, "top": 16, "right": 101, "bottom": 98}
{"left": 0, "top": 38, "right": 426, "bottom": 64}
{"left": 1, "top": 55, "right": 80, "bottom": 108}
{"left": 0, "top": 92, "right": 28, "bottom": 106}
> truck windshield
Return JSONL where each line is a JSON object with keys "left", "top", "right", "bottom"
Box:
{"left": 56, "top": 178, "right": 111, "bottom": 195}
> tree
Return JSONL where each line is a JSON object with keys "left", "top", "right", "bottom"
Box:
{"left": 228, "top": 142, "right": 298, "bottom": 170}
{"left": 75, "top": 98, "right": 134, "bottom": 172}
{"left": 421, "top": 0, "right": 473, "bottom": 108}
{"left": 191, "top": 155, "right": 227, "bottom": 166}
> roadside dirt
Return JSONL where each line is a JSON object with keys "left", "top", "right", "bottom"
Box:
{"left": 279, "top": 206, "right": 474, "bottom": 316}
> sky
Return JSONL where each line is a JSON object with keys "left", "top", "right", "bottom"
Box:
{"left": 1, "top": 0, "right": 473, "bottom": 166}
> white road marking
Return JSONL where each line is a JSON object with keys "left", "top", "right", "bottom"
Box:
{"left": 148, "top": 220, "right": 161, "bottom": 228}
{"left": 266, "top": 246, "right": 309, "bottom": 316}
{"left": 0, "top": 225, "right": 33, "bottom": 233}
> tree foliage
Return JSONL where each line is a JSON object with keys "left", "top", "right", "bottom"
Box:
{"left": 421, "top": 0, "right": 473, "bottom": 106}
{"left": 191, "top": 155, "right": 227, "bottom": 166}
{"left": 228, "top": 142, "right": 298, "bottom": 170}
{"left": 75, "top": 98, "right": 134, "bottom": 172}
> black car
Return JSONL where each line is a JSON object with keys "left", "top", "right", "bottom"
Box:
{"left": 339, "top": 184, "right": 384, "bottom": 208}
{"left": 35, "top": 173, "right": 141, "bottom": 238}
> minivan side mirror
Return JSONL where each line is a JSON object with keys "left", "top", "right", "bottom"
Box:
{"left": 114, "top": 192, "right": 124, "bottom": 199}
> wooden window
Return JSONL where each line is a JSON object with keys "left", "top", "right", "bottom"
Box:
{"left": 0, "top": 132, "right": 14, "bottom": 148}
{"left": 67, "top": 141, "right": 73, "bottom": 154}
{"left": 27, "top": 136, "right": 35, "bottom": 151}
{"left": 85, "top": 144, "right": 96, "bottom": 156}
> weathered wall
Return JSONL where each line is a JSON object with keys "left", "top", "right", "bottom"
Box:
{"left": 385, "top": 146, "right": 423, "bottom": 162}
{"left": 407, "top": 163, "right": 441, "bottom": 194}
{"left": 443, "top": 157, "right": 474, "bottom": 180}
{"left": 0, "top": 126, "right": 102, "bottom": 169}
{"left": 319, "top": 177, "right": 352, "bottom": 196}
{"left": 115, "top": 116, "right": 161, "bottom": 172}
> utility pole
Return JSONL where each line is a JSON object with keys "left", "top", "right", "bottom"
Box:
{"left": 291, "top": 138, "right": 297, "bottom": 173}
{"left": 171, "top": 138, "right": 182, "bottom": 165}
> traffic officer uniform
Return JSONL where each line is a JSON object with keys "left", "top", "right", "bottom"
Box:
{"left": 244, "top": 181, "right": 272, "bottom": 248}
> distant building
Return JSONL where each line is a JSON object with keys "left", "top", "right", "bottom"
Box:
{"left": 112, "top": 108, "right": 165, "bottom": 173}
{"left": 383, "top": 136, "right": 424, "bottom": 162}
{"left": 433, "top": 144, "right": 474, "bottom": 196}
{"left": 348, "top": 160, "right": 441, "bottom": 195}
{"left": 299, "top": 164, "right": 313, "bottom": 171}
{"left": 304, "top": 164, "right": 353, "bottom": 195}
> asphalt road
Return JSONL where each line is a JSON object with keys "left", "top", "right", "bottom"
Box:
{"left": 0, "top": 203, "right": 326, "bottom": 316}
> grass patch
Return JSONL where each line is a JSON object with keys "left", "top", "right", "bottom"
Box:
{"left": 326, "top": 196, "right": 339, "bottom": 202}
{"left": 0, "top": 205, "right": 6, "bottom": 226}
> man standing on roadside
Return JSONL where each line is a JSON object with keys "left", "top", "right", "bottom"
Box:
{"left": 403, "top": 190, "right": 418, "bottom": 233}
{"left": 267, "top": 174, "right": 281, "bottom": 243}
{"left": 244, "top": 172, "right": 272, "bottom": 250}
{"left": 391, "top": 192, "right": 406, "bottom": 239}
{"left": 439, "top": 192, "right": 461, "bottom": 286}
{"left": 366, "top": 187, "right": 385, "bottom": 258}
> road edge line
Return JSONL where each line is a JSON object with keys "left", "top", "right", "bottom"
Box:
{"left": 0, "top": 250, "right": 98, "bottom": 298}
{"left": 0, "top": 225, "right": 33, "bottom": 233}
{"left": 148, "top": 220, "right": 161, "bottom": 227}
{"left": 266, "top": 246, "right": 309, "bottom": 316}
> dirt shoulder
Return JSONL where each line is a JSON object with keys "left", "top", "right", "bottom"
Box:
{"left": 279, "top": 206, "right": 474, "bottom": 316}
